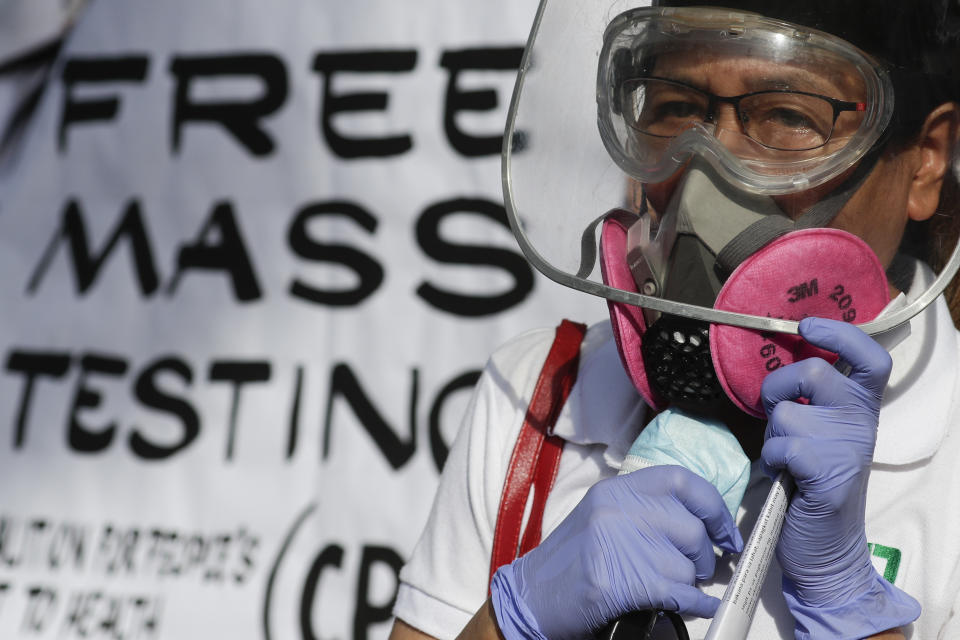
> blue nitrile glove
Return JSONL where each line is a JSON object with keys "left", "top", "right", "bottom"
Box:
{"left": 760, "top": 317, "right": 920, "bottom": 639}
{"left": 489, "top": 465, "right": 744, "bottom": 640}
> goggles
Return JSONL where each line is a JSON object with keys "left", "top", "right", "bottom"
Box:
{"left": 597, "top": 6, "right": 893, "bottom": 195}
{"left": 503, "top": 1, "right": 960, "bottom": 338}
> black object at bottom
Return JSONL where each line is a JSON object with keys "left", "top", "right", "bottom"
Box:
{"left": 600, "top": 610, "right": 689, "bottom": 640}
{"left": 641, "top": 315, "right": 726, "bottom": 411}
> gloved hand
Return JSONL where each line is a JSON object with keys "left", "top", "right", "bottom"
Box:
{"left": 489, "top": 465, "right": 743, "bottom": 640}
{"left": 761, "top": 317, "right": 920, "bottom": 639}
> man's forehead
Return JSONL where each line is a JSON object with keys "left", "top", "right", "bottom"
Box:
{"left": 649, "top": 48, "right": 866, "bottom": 97}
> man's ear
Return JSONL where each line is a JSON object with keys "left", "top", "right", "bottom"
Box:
{"left": 907, "top": 102, "right": 960, "bottom": 221}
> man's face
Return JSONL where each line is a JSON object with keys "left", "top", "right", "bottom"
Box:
{"left": 632, "top": 48, "right": 869, "bottom": 164}
{"left": 638, "top": 49, "right": 918, "bottom": 279}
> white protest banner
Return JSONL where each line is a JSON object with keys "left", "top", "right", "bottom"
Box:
{"left": 0, "top": 1, "right": 603, "bottom": 638}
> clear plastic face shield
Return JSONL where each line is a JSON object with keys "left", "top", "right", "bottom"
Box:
{"left": 503, "top": 2, "right": 960, "bottom": 414}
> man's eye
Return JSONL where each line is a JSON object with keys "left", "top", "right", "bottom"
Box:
{"left": 651, "top": 100, "right": 702, "bottom": 120}
{"left": 766, "top": 107, "right": 816, "bottom": 130}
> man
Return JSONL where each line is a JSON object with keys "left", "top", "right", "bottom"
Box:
{"left": 391, "top": 1, "right": 960, "bottom": 638}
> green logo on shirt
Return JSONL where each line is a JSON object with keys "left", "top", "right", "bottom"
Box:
{"left": 868, "top": 543, "right": 901, "bottom": 583}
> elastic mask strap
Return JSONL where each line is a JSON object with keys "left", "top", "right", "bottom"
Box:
{"left": 576, "top": 213, "right": 612, "bottom": 278}
{"left": 577, "top": 199, "right": 647, "bottom": 279}
{"left": 714, "top": 148, "right": 884, "bottom": 279}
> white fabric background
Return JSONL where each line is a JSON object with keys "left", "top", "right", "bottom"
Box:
{"left": 0, "top": 1, "right": 602, "bottom": 638}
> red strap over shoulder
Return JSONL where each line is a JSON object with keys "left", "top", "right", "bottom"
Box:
{"left": 489, "top": 319, "right": 587, "bottom": 587}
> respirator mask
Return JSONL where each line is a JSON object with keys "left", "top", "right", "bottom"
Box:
{"left": 503, "top": 3, "right": 960, "bottom": 416}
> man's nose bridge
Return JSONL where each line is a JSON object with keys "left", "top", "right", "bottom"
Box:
{"left": 707, "top": 98, "right": 744, "bottom": 133}
{"left": 706, "top": 98, "right": 755, "bottom": 155}
{"left": 713, "top": 125, "right": 763, "bottom": 158}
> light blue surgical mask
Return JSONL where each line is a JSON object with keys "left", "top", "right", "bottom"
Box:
{"left": 619, "top": 407, "right": 750, "bottom": 518}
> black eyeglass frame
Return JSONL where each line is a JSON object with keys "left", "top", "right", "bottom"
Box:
{"left": 621, "top": 75, "right": 867, "bottom": 152}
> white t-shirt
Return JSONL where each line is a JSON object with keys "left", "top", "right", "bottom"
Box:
{"left": 394, "top": 279, "right": 960, "bottom": 639}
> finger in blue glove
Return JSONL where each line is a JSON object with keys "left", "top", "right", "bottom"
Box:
{"left": 760, "top": 317, "right": 919, "bottom": 639}
{"left": 490, "top": 465, "right": 743, "bottom": 640}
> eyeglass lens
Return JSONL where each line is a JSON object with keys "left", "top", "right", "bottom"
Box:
{"left": 623, "top": 77, "right": 849, "bottom": 151}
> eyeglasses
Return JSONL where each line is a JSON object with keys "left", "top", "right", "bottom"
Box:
{"left": 620, "top": 76, "right": 866, "bottom": 152}
{"left": 600, "top": 610, "right": 689, "bottom": 640}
